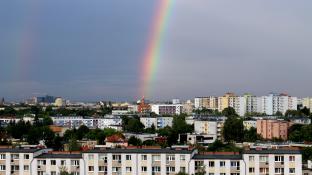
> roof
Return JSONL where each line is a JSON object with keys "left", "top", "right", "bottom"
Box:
{"left": 35, "top": 153, "right": 82, "bottom": 159}
{"left": 243, "top": 149, "right": 301, "bottom": 154}
{"left": 193, "top": 154, "right": 242, "bottom": 160}
{"left": 84, "top": 148, "right": 194, "bottom": 154}
{"left": 0, "top": 148, "right": 41, "bottom": 153}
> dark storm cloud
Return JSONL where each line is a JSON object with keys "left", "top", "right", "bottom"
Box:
{"left": 0, "top": 0, "right": 311, "bottom": 101}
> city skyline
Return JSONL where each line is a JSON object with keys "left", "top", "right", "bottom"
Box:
{"left": 1, "top": 0, "right": 312, "bottom": 101}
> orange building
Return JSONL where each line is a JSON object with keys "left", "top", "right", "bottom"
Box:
{"left": 257, "top": 120, "right": 291, "bottom": 140}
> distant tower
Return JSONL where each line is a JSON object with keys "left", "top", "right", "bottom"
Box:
{"left": 138, "top": 97, "right": 151, "bottom": 113}
{"left": 0, "top": 98, "right": 4, "bottom": 105}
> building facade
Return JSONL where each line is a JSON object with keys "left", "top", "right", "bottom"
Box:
{"left": 257, "top": 120, "right": 291, "bottom": 140}
{"left": 0, "top": 147, "right": 302, "bottom": 175}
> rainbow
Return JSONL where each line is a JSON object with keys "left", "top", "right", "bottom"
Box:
{"left": 139, "top": 0, "right": 174, "bottom": 98}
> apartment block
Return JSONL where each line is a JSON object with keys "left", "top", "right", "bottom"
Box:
{"left": 194, "top": 120, "right": 224, "bottom": 141}
{"left": 0, "top": 148, "right": 51, "bottom": 175}
{"left": 0, "top": 147, "right": 303, "bottom": 175}
{"left": 243, "top": 149, "right": 302, "bottom": 175}
{"left": 151, "top": 104, "right": 183, "bottom": 115}
{"left": 51, "top": 116, "right": 122, "bottom": 130}
{"left": 140, "top": 117, "right": 173, "bottom": 129}
{"left": 257, "top": 120, "right": 291, "bottom": 140}
{"left": 194, "top": 97, "right": 218, "bottom": 110}
{"left": 302, "top": 97, "right": 312, "bottom": 111}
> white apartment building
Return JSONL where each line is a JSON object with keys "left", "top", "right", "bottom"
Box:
{"left": 140, "top": 117, "right": 173, "bottom": 129}
{"left": 243, "top": 149, "right": 302, "bottom": 175}
{"left": 33, "top": 153, "right": 84, "bottom": 175}
{"left": 97, "top": 116, "right": 122, "bottom": 130}
{"left": 83, "top": 148, "right": 195, "bottom": 175}
{"left": 0, "top": 147, "right": 302, "bottom": 175}
{"left": 151, "top": 104, "right": 183, "bottom": 115}
{"left": 194, "top": 120, "right": 224, "bottom": 141}
{"left": 52, "top": 116, "right": 122, "bottom": 130}
{"left": 0, "top": 148, "right": 51, "bottom": 175}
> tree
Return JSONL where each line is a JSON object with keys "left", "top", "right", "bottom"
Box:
{"left": 176, "top": 172, "right": 189, "bottom": 175}
{"left": 125, "top": 118, "right": 144, "bottom": 133}
{"left": 223, "top": 116, "right": 244, "bottom": 142}
{"left": 244, "top": 127, "right": 261, "bottom": 142}
{"left": 301, "top": 107, "right": 310, "bottom": 116}
{"left": 288, "top": 124, "right": 304, "bottom": 142}
{"left": 302, "top": 147, "right": 312, "bottom": 162}
{"left": 128, "top": 136, "right": 142, "bottom": 146}
{"left": 222, "top": 107, "right": 238, "bottom": 117}
{"left": 145, "top": 124, "right": 156, "bottom": 134}
{"left": 275, "top": 111, "right": 283, "bottom": 116}
{"left": 302, "top": 124, "right": 312, "bottom": 142}
{"left": 42, "top": 116, "right": 53, "bottom": 126}
{"left": 68, "top": 137, "right": 80, "bottom": 151}
{"left": 76, "top": 125, "right": 90, "bottom": 140}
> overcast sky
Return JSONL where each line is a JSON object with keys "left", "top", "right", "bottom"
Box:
{"left": 0, "top": 0, "right": 311, "bottom": 101}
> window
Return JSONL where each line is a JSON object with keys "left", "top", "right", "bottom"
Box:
{"left": 126, "top": 167, "right": 132, "bottom": 172}
{"left": 71, "top": 160, "right": 79, "bottom": 166}
{"left": 180, "top": 155, "right": 186, "bottom": 161}
{"left": 289, "top": 168, "right": 295, "bottom": 174}
{"left": 0, "top": 154, "right": 5, "bottom": 160}
{"left": 260, "top": 156, "right": 268, "bottom": 162}
{"left": 112, "top": 167, "right": 121, "bottom": 172}
{"left": 51, "top": 160, "right": 56, "bottom": 165}
{"left": 220, "top": 173, "right": 226, "bottom": 175}
{"left": 88, "top": 154, "right": 94, "bottom": 160}
{"left": 231, "top": 161, "right": 239, "bottom": 167}
{"left": 249, "top": 156, "right": 255, "bottom": 161}
{"left": 37, "top": 171, "right": 44, "bottom": 175}
{"left": 37, "top": 160, "right": 46, "bottom": 165}
{"left": 166, "top": 166, "right": 175, "bottom": 172}
{"left": 11, "top": 154, "right": 19, "bottom": 160}
{"left": 289, "top": 156, "right": 295, "bottom": 162}
{"left": 126, "top": 155, "right": 131, "bottom": 160}
{"left": 99, "top": 166, "right": 107, "bottom": 172}
{"left": 61, "top": 160, "right": 66, "bottom": 165}
{"left": 24, "top": 154, "right": 29, "bottom": 160}
{"left": 24, "top": 165, "right": 29, "bottom": 171}
{"left": 275, "top": 168, "right": 284, "bottom": 174}
{"left": 220, "top": 161, "right": 225, "bottom": 167}
{"left": 180, "top": 167, "right": 186, "bottom": 173}
{"left": 141, "top": 166, "right": 147, "bottom": 172}
{"left": 99, "top": 154, "right": 107, "bottom": 160}
{"left": 249, "top": 167, "right": 255, "bottom": 173}
{"left": 260, "top": 168, "right": 269, "bottom": 173}
{"left": 51, "top": 171, "right": 56, "bottom": 175}
{"left": 141, "top": 155, "right": 147, "bottom": 160}
{"left": 275, "top": 156, "right": 284, "bottom": 162}
{"left": 112, "top": 155, "right": 121, "bottom": 161}
{"left": 88, "top": 166, "right": 94, "bottom": 172}
{"left": 152, "top": 166, "right": 161, "bottom": 172}
{"left": 209, "top": 161, "right": 215, "bottom": 167}
{"left": 11, "top": 165, "right": 19, "bottom": 171}
{"left": 166, "top": 155, "right": 175, "bottom": 161}
{"left": 0, "top": 165, "right": 5, "bottom": 171}
{"left": 152, "top": 155, "right": 161, "bottom": 162}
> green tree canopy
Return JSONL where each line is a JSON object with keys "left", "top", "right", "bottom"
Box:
{"left": 222, "top": 107, "right": 238, "bottom": 117}
{"left": 223, "top": 116, "right": 244, "bottom": 142}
